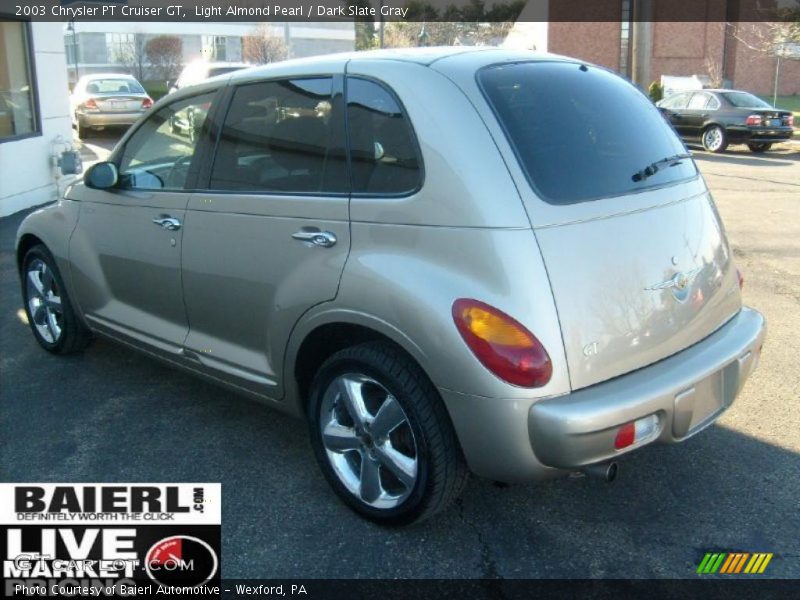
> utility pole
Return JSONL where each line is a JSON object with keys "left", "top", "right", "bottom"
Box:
{"left": 630, "top": 0, "right": 652, "bottom": 88}
{"left": 67, "top": 20, "right": 80, "bottom": 86}
{"left": 379, "top": 0, "right": 385, "bottom": 48}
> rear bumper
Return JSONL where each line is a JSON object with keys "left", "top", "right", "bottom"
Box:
{"left": 440, "top": 307, "right": 766, "bottom": 482}
{"left": 78, "top": 111, "right": 144, "bottom": 127}
{"left": 728, "top": 126, "right": 793, "bottom": 143}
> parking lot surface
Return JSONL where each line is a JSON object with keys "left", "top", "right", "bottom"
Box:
{"left": 1, "top": 141, "right": 798, "bottom": 578}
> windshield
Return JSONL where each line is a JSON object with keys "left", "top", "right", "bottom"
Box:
{"left": 85, "top": 78, "right": 145, "bottom": 94}
{"left": 478, "top": 62, "right": 696, "bottom": 205}
{"left": 720, "top": 92, "right": 771, "bottom": 108}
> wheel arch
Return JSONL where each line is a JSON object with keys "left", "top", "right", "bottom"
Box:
{"left": 285, "top": 310, "right": 436, "bottom": 418}
{"left": 16, "top": 233, "right": 47, "bottom": 273}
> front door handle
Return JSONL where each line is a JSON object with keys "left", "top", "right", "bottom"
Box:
{"left": 152, "top": 215, "right": 181, "bottom": 231}
{"left": 292, "top": 229, "right": 337, "bottom": 248}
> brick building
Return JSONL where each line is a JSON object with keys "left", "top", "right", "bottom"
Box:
{"left": 510, "top": 0, "right": 800, "bottom": 96}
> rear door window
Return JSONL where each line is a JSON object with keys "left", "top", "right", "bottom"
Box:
{"left": 479, "top": 62, "right": 696, "bottom": 204}
{"left": 209, "top": 77, "right": 347, "bottom": 193}
{"left": 345, "top": 77, "right": 422, "bottom": 195}
{"left": 687, "top": 92, "right": 711, "bottom": 110}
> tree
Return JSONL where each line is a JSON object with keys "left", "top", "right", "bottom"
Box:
{"left": 382, "top": 0, "right": 524, "bottom": 48}
{"left": 243, "top": 23, "right": 288, "bottom": 65}
{"left": 146, "top": 36, "right": 183, "bottom": 82}
{"left": 113, "top": 32, "right": 147, "bottom": 81}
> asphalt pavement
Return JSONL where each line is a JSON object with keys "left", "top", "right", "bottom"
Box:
{"left": 1, "top": 140, "right": 798, "bottom": 579}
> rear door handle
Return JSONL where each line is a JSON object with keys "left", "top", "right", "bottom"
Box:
{"left": 292, "top": 229, "right": 337, "bottom": 248}
{"left": 152, "top": 215, "right": 181, "bottom": 231}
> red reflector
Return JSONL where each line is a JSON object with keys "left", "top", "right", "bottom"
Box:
{"left": 142, "top": 97, "right": 153, "bottom": 109}
{"left": 84, "top": 98, "right": 98, "bottom": 109}
{"left": 614, "top": 423, "right": 635, "bottom": 449}
{"left": 452, "top": 299, "right": 552, "bottom": 388}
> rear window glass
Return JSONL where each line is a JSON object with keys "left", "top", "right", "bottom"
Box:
{"left": 479, "top": 62, "right": 696, "bottom": 204}
{"left": 721, "top": 92, "right": 771, "bottom": 108}
{"left": 85, "top": 79, "right": 144, "bottom": 94}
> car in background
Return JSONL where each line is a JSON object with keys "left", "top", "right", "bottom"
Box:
{"left": 70, "top": 74, "right": 153, "bottom": 140}
{"left": 167, "top": 61, "right": 251, "bottom": 141}
{"left": 657, "top": 89, "right": 794, "bottom": 153}
{"left": 168, "top": 61, "right": 251, "bottom": 93}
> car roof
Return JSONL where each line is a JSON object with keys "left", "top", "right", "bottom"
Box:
{"left": 79, "top": 73, "right": 140, "bottom": 81}
{"left": 227, "top": 47, "right": 574, "bottom": 83}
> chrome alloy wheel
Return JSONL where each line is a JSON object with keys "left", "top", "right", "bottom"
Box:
{"left": 319, "top": 374, "right": 419, "bottom": 509}
{"left": 25, "top": 259, "right": 63, "bottom": 344}
{"left": 703, "top": 127, "right": 723, "bottom": 152}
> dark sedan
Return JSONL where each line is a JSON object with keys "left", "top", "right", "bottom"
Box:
{"left": 657, "top": 90, "right": 794, "bottom": 153}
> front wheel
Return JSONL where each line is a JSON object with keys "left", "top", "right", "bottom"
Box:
{"left": 702, "top": 125, "right": 728, "bottom": 153}
{"left": 307, "top": 342, "right": 468, "bottom": 525}
{"left": 747, "top": 142, "right": 772, "bottom": 153}
{"left": 21, "top": 245, "right": 91, "bottom": 354}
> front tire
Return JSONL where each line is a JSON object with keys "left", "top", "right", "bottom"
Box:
{"left": 21, "top": 245, "right": 91, "bottom": 354}
{"left": 307, "top": 342, "right": 468, "bottom": 525}
{"left": 702, "top": 125, "right": 728, "bottom": 153}
{"left": 747, "top": 142, "right": 772, "bottom": 153}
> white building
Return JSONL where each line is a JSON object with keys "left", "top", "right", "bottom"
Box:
{"left": 65, "top": 22, "right": 356, "bottom": 84}
{"left": 1, "top": 21, "right": 73, "bottom": 217}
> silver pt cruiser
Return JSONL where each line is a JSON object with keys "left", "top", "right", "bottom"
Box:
{"left": 17, "top": 48, "right": 766, "bottom": 525}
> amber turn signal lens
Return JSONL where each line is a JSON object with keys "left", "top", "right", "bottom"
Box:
{"left": 452, "top": 299, "right": 552, "bottom": 387}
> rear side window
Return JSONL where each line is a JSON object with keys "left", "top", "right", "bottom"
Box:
{"left": 660, "top": 93, "right": 691, "bottom": 109}
{"left": 346, "top": 77, "right": 421, "bottom": 195}
{"left": 687, "top": 92, "right": 711, "bottom": 109}
{"left": 479, "top": 62, "right": 696, "bottom": 204}
{"left": 209, "top": 77, "right": 347, "bottom": 193}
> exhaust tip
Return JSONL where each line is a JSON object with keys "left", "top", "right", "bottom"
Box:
{"left": 583, "top": 462, "right": 618, "bottom": 483}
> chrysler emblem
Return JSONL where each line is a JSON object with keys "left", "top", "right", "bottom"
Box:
{"left": 645, "top": 266, "right": 703, "bottom": 302}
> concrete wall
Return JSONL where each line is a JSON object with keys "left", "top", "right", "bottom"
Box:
{"left": 0, "top": 23, "right": 73, "bottom": 218}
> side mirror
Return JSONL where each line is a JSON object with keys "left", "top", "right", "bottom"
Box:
{"left": 85, "top": 161, "right": 118, "bottom": 189}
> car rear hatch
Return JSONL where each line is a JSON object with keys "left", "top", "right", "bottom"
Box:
{"left": 477, "top": 60, "right": 743, "bottom": 390}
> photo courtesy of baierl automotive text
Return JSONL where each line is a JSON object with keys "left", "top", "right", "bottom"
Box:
{"left": 1, "top": 0, "right": 798, "bottom": 597}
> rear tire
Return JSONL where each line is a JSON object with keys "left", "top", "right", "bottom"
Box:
{"left": 702, "top": 125, "right": 728, "bottom": 153}
{"left": 21, "top": 245, "right": 91, "bottom": 354}
{"left": 75, "top": 117, "right": 88, "bottom": 140}
{"left": 307, "top": 342, "right": 469, "bottom": 525}
{"left": 747, "top": 142, "right": 772, "bottom": 153}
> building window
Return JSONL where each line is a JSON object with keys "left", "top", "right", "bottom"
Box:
{"left": 202, "top": 35, "right": 227, "bottom": 61}
{"left": 0, "top": 21, "right": 40, "bottom": 142}
{"left": 106, "top": 33, "right": 135, "bottom": 64}
{"left": 619, "top": 0, "right": 632, "bottom": 78}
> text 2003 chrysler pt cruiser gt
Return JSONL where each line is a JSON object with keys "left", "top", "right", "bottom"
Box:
{"left": 17, "top": 48, "right": 766, "bottom": 524}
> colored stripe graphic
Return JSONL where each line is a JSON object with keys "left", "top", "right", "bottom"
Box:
{"left": 699, "top": 552, "right": 773, "bottom": 575}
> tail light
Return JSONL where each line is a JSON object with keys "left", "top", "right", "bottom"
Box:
{"left": 736, "top": 267, "right": 744, "bottom": 290}
{"left": 745, "top": 114, "right": 762, "bottom": 126}
{"left": 452, "top": 299, "right": 552, "bottom": 387}
{"left": 83, "top": 98, "right": 98, "bottom": 110}
{"left": 784, "top": 114, "right": 794, "bottom": 127}
{"left": 141, "top": 98, "right": 153, "bottom": 109}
